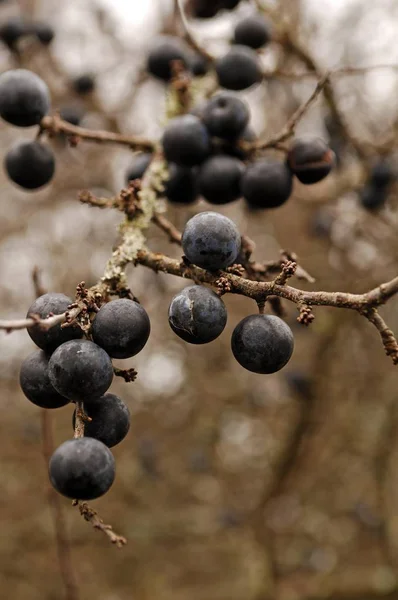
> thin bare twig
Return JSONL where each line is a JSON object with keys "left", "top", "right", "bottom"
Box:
{"left": 176, "top": 0, "right": 214, "bottom": 62}
{"left": 74, "top": 502, "right": 127, "bottom": 548}
{"left": 152, "top": 213, "right": 182, "bottom": 243}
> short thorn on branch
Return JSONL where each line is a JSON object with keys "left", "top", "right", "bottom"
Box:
{"left": 73, "top": 501, "right": 127, "bottom": 548}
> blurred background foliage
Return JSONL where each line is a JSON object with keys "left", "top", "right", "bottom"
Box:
{"left": 1, "top": 0, "right": 398, "bottom": 599}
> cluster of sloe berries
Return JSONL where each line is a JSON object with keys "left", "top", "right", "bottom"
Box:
{"left": 20, "top": 293, "right": 151, "bottom": 500}
{"left": 0, "top": 16, "right": 54, "bottom": 50}
{"left": 127, "top": 92, "right": 335, "bottom": 209}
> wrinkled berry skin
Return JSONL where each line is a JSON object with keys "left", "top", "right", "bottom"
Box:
{"left": 72, "top": 74, "right": 95, "bottom": 95}
{"left": 242, "top": 159, "right": 293, "bottom": 209}
{"left": 215, "top": 45, "right": 261, "bottom": 91}
{"left": 72, "top": 394, "right": 130, "bottom": 448}
{"left": 164, "top": 163, "right": 198, "bottom": 204}
{"left": 147, "top": 36, "right": 189, "bottom": 81}
{"left": 0, "top": 69, "right": 50, "bottom": 127}
{"left": 231, "top": 314, "right": 294, "bottom": 374}
{"left": 48, "top": 340, "right": 113, "bottom": 402}
{"left": 26, "top": 293, "right": 82, "bottom": 353}
{"left": 168, "top": 285, "right": 227, "bottom": 344}
{"left": 92, "top": 299, "right": 150, "bottom": 359}
{"left": 198, "top": 155, "right": 245, "bottom": 205}
{"left": 360, "top": 184, "right": 388, "bottom": 211}
{"left": 202, "top": 92, "right": 249, "bottom": 140}
{"left": 19, "top": 351, "right": 70, "bottom": 409}
{"left": 162, "top": 115, "right": 211, "bottom": 167}
{"left": 233, "top": 15, "right": 272, "bottom": 49}
{"left": 5, "top": 141, "right": 55, "bottom": 189}
{"left": 125, "top": 153, "right": 152, "bottom": 183}
{"left": 287, "top": 137, "right": 335, "bottom": 184}
{"left": 49, "top": 438, "right": 115, "bottom": 500}
{"left": 182, "top": 211, "right": 241, "bottom": 271}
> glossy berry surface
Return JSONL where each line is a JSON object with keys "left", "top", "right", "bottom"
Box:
{"left": 233, "top": 15, "right": 271, "bottom": 49}
{"left": 73, "top": 394, "right": 130, "bottom": 448}
{"left": 164, "top": 163, "right": 198, "bottom": 204}
{"left": 48, "top": 339, "right": 113, "bottom": 402}
{"left": 168, "top": 285, "right": 227, "bottom": 344}
{"left": 125, "top": 153, "right": 152, "bottom": 183}
{"left": 0, "top": 69, "right": 50, "bottom": 127}
{"left": 5, "top": 141, "right": 55, "bottom": 189}
{"left": 34, "top": 23, "right": 55, "bottom": 45}
{"left": 19, "top": 350, "right": 70, "bottom": 409}
{"left": 202, "top": 92, "right": 249, "bottom": 140}
{"left": 242, "top": 159, "right": 293, "bottom": 209}
{"left": 26, "top": 293, "right": 82, "bottom": 353}
{"left": 231, "top": 314, "right": 294, "bottom": 374}
{"left": 182, "top": 211, "right": 241, "bottom": 271}
{"left": 72, "top": 74, "right": 95, "bottom": 95}
{"left": 92, "top": 299, "right": 150, "bottom": 359}
{"left": 215, "top": 45, "right": 261, "bottom": 91}
{"left": 147, "top": 36, "right": 189, "bottom": 81}
{"left": 198, "top": 155, "right": 245, "bottom": 204}
{"left": 162, "top": 114, "right": 211, "bottom": 167}
{"left": 287, "top": 137, "right": 334, "bottom": 184}
{"left": 49, "top": 438, "right": 115, "bottom": 500}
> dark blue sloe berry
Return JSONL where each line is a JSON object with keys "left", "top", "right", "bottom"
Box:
{"left": 60, "top": 106, "right": 84, "bottom": 126}
{"left": 189, "top": 53, "right": 209, "bottom": 76}
{"left": 198, "top": 155, "right": 245, "bottom": 204}
{"left": 360, "top": 184, "right": 388, "bottom": 211}
{"left": 168, "top": 285, "right": 227, "bottom": 344}
{"left": 72, "top": 74, "right": 95, "bottom": 95}
{"left": 242, "top": 159, "right": 293, "bottom": 209}
{"left": 287, "top": 137, "right": 335, "bottom": 184}
{"left": 202, "top": 92, "right": 249, "bottom": 140}
{"left": 34, "top": 22, "right": 55, "bottom": 45}
{"left": 72, "top": 394, "right": 130, "bottom": 448}
{"left": 233, "top": 15, "right": 272, "bottom": 49}
{"left": 125, "top": 153, "right": 152, "bottom": 183}
{"left": 49, "top": 438, "right": 115, "bottom": 500}
{"left": 147, "top": 36, "right": 189, "bottom": 81}
{"left": 215, "top": 45, "right": 261, "bottom": 91}
{"left": 0, "top": 69, "right": 50, "bottom": 126}
{"left": 0, "top": 18, "right": 27, "bottom": 49}
{"left": 162, "top": 114, "right": 211, "bottom": 167}
{"left": 182, "top": 211, "right": 241, "bottom": 271}
{"left": 92, "top": 299, "right": 150, "bottom": 359}
{"left": 164, "top": 163, "right": 199, "bottom": 204}
{"left": 19, "top": 350, "right": 70, "bottom": 409}
{"left": 26, "top": 293, "right": 82, "bottom": 353}
{"left": 5, "top": 141, "right": 55, "bottom": 189}
{"left": 231, "top": 314, "right": 294, "bottom": 374}
{"left": 369, "top": 160, "right": 394, "bottom": 188}
{"left": 48, "top": 339, "right": 113, "bottom": 402}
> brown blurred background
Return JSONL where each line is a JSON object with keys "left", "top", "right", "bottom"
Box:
{"left": 1, "top": 0, "right": 398, "bottom": 599}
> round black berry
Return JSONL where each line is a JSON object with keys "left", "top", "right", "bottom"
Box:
{"left": 26, "top": 293, "right": 82, "bottom": 353}
{"left": 198, "top": 155, "right": 244, "bottom": 204}
{"left": 5, "top": 141, "right": 55, "bottom": 189}
{"left": 169, "top": 285, "right": 227, "bottom": 344}
{"left": 189, "top": 53, "right": 209, "bottom": 77}
{"left": 147, "top": 36, "right": 189, "bottom": 81}
{"left": 48, "top": 340, "right": 113, "bottom": 402}
{"left": 125, "top": 153, "right": 152, "bottom": 183}
{"left": 164, "top": 163, "right": 198, "bottom": 204}
{"left": 231, "top": 314, "right": 294, "bottom": 374}
{"left": 162, "top": 114, "right": 211, "bottom": 167}
{"left": 0, "top": 18, "right": 27, "bottom": 49}
{"left": 233, "top": 15, "right": 271, "bottom": 49}
{"left": 19, "top": 351, "right": 70, "bottom": 409}
{"left": 49, "top": 438, "right": 115, "bottom": 500}
{"left": 287, "top": 137, "right": 335, "bottom": 184}
{"left": 182, "top": 211, "right": 241, "bottom": 271}
{"left": 202, "top": 92, "right": 249, "bottom": 140}
{"left": 60, "top": 106, "right": 83, "bottom": 126}
{"left": 72, "top": 74, "right": 95, "bottom": 95}
{"left": 92, "top": 299, "right": 150, "bottom": 359}
{"left": 370, "top": 160, "right": 394, "bottom": 188}
{"left": 242, "top": 159, "right": 293, "bottom": 209}
{"left": 360, "top": 184, "right": 388, "bottom": 211}
{"left": 0, "top": 69, "right": 50, "bottom": 127}
{"left": 215, "top": 45, "right": 261, "bottom": 91}
{"left": 72, "top": 394, "right": 130, "bottom": 448}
